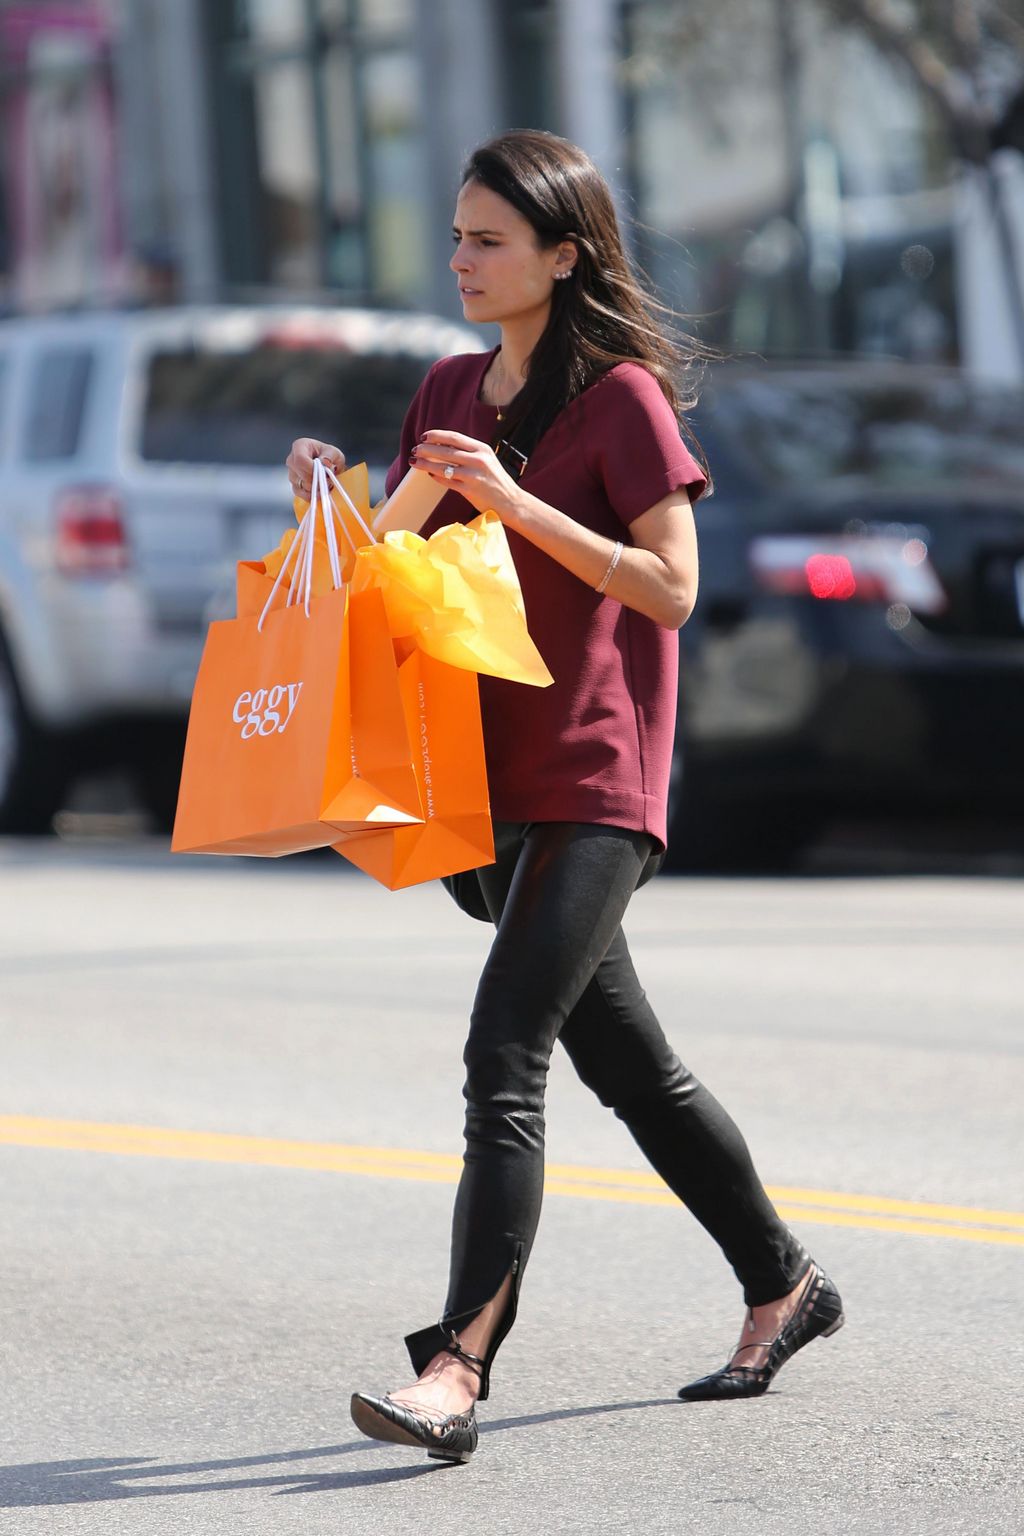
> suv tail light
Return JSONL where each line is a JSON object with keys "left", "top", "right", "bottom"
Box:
{"left": 750, "top": 535, "right": 947, "bottom": 615}
{"left": 55, "top": 488, "right": 130, "bottom": 576}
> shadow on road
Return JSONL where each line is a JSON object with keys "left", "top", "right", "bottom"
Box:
{"left": 0, "top": 1447, "right": 443, "bottom": 1504}
{"left": 0, "top": 1398, "right": 675, "bottom": 1505}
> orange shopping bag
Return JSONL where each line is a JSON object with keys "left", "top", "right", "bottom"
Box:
{"left": 344, "top": 585, "right": 424, "bottom": 832}
{"left": 334, "top": 648, "right": 494, "bottom": 889}
{"left": 172, "top": 464, "right": 422, "bottom": 856}
{"left": 171, "top": 585, "right": 355, "bottom": 855}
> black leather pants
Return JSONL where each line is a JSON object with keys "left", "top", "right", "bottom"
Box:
{"left": 404, "top": 821, "right": 807, "bottom": 1397}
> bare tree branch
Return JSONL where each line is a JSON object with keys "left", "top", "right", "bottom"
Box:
{"left": 985, "top": 0, "right": 1024, "bottom": 55}
{"left": 827, "top": 0, "right": 992, "bottom": 157}
{"left": 951, "top": 0, "right": 983, "bottom": 74}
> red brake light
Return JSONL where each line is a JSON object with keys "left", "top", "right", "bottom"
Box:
{"left": 750, "top": 536, "right": 946, "bottom": 614}
{"left": 55, "top": 488, "right": 130, "bottom": 576}
{"left": 805, "top": 554, "right": 857, "bottom": 601}
{"left": 260, "top": 324, "right": 350, "bottom": 352}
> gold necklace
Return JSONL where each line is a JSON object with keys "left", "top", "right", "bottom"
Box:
{"left": 486, "top": 354, "right": 513, "bottom": 420}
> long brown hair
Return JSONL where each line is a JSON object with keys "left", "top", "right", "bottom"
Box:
{"left": 461, "top": 129, "right": 714, "bottom": 492}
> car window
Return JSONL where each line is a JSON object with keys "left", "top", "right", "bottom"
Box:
{"left": 139, "top": 343, "right": 433, "bottom": 467}
{"left": 698, "top": 373, "right": 1024, "bottom": 499}
{"left": 23, "top": 348, "right": 94, "bottom": 462}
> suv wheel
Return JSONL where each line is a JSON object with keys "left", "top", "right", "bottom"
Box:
{"left": 0, "top": 644, "right": 68, "bottom": 833}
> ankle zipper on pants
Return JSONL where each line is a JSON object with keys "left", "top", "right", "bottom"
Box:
{"left": 404, "top": 1242, "right": 524, "bottom": 1402}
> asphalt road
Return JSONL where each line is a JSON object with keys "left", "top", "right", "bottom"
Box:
{"left": 1, "top": 838, "right": 1021, "bottom": 1535}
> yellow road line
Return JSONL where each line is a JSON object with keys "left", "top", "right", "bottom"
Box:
{"left": 763, "top": 1184, "right": 1024, "bottom": 1229}
{"left": 543, "top": 1166, "right": 1024, "bottom": 1228}
{"left": 1, "top": 1115, "right": 1021, "bottom": 1248}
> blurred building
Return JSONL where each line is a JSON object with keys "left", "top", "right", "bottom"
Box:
{"left": 1, "top": 0, "right": 1021, "bottom": 382}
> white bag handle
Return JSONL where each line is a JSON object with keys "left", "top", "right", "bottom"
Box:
{"left": 256, "top": 459, "right": 345, "bottom": 631}
{"left": 314, "top": 457, "right": 344, "bottom": 589}
{"left": 258, "top": 506, "right": 310, "bottom": 631}
{"left": 286, "top": 508, "right": 313, "bottom": 611}
{"left": 299, "top": 467, "right": 318, "bottom": 616}
{"left": 321, "top": 461, "right": 379, "bottom": 550}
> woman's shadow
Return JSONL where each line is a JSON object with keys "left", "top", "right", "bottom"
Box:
{"left": 0, "top": 1398, "right": 675, "bottom": 1505}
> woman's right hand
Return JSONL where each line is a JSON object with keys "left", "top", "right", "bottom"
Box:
{"left": 286, "top": 438, "right": 346, "bottom": 500}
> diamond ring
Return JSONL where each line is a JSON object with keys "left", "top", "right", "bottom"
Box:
{"left": 443, "top": 463, "right": 455, "bottom": 480}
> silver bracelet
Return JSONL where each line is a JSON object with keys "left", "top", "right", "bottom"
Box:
{"left": 595, "top": 540, "right": 624, "bottom": 594}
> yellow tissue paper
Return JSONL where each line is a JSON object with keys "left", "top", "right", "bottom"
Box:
{"left": 352, "top": 511, "right": 552, "bottom": 688}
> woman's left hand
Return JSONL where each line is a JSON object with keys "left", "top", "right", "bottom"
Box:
{"left": 411, "top": 430, "right": 522, "bottom": 520}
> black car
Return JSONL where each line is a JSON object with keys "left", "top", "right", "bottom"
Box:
{"left": 668, "top": 360, "right": 1024, "bottom": 868}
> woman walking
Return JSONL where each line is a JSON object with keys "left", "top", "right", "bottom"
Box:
{"left": 287, "top": 130, "right": 843, "bottom": 1464}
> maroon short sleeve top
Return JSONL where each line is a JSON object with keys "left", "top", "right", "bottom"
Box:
{"left": 384, "top": 346, "right": 708, "bottom": 848}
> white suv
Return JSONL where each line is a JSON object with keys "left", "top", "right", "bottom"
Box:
{"left": 0, "top": 305, "right": 484, "bottom": 829}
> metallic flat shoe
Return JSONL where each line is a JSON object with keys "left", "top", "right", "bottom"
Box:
{"left": 350, "top": 1335, "right": 484, "bottom": 1464}
{"left": 350, "top": 1391, "right": 478, "bottom": 1463}
{"left": 678, "top": 1263, "right": 845, "bottom": 1402}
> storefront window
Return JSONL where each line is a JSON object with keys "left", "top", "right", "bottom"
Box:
{"left": 363, "top": 50, "right": 423, "bottom": 299}
{"left": 496, "top": 1, "right": 557, "bottom": 131}
{"left": 322, "top": 43, "right": 365, "bottom": 290}
{"left": 250, "top": 60, "right": 321, "bottom": 288}
{"left": 209, "top": 0, "right": 426, "bottom": 303}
